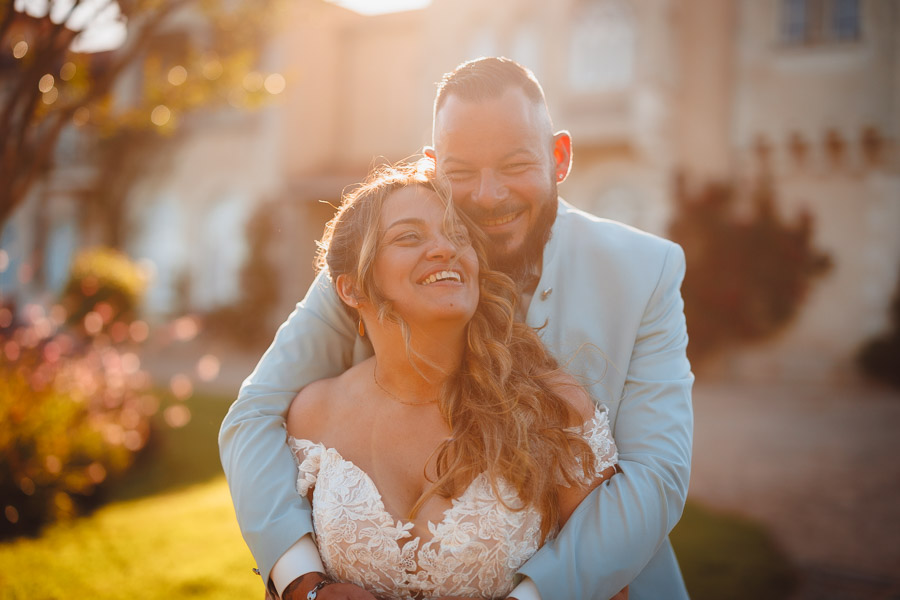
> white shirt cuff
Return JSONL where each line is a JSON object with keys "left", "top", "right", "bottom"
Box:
{"left": 508, "top": 576, "right": 542, "bottom": 600}
{"left": 270, "top": 534, "right": 326, "bottom": 597}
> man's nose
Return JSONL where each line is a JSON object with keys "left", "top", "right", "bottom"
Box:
{"left": 472, "top": 170, "right": 508, "bottom": 208}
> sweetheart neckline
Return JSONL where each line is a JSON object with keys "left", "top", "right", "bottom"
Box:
{"left": 288, "top": 436, "right": 489, "bottom": 539}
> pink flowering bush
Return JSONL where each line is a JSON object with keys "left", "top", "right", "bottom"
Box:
{"left": 0, "top": 249, "right": 162, "bottom": 538}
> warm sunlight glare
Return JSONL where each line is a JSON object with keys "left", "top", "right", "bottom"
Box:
{"left": 326, "top": 0, "right": 431, "bottom": 15}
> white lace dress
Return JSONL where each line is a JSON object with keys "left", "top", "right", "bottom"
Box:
{"left": 288, "top": 407, "right": 617, "bottom": 600}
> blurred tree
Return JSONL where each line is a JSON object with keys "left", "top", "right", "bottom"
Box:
{"left": 669, "top": 177, "right": 832, "bottom": 365}
{"left": 0, "top": 0, "right": 283, "bottom": 232}
{"left": 857, "top": 266, "right": 900, "bottom": 388}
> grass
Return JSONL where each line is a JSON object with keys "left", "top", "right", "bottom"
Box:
{"left": 0, "top": 392, "right": 797, "bottom": 599}
{"left": 672, "top": 501, "right": 798, "bottom": 599}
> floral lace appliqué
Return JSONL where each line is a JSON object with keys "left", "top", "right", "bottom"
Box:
{"left": 288, "top": 406, "right": 616, "bottom": 600}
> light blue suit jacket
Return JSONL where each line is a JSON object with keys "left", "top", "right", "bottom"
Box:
{"left": 219, "top": 199, "right": 693, "bottom": 600}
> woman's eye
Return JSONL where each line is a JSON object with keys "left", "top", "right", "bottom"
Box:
{"left": 395, "top": 232, "right": 420, "bottom": 243}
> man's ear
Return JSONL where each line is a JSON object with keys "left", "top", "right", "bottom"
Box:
{"left": 335, "top": 274, "right": 362, "bottom": 308}
{"left": 552, "top": 131, "right": 573, "bottom": 183}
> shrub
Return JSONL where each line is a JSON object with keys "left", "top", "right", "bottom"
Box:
{"left": 857, "top": 266, "right": 900, "bottom": 388}
{"left": 668, "top": 177, "right": 832, "bottom": 365}
{"left": 59, "top": 247, "right": 148, "bottom": 334}
{"left": 1, "top": 258, "right": 158, "bottom": 538}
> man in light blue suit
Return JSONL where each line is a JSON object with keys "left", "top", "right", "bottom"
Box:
{"left": 220, "top": 57, "right": 693, "bottom": 600}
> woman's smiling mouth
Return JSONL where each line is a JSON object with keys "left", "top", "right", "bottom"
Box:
{"left": 419, "top": 270, "right": 463, "bottom": 285}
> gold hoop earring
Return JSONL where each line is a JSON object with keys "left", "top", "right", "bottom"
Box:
{"left": 358, "top": 318, "right": 365, "bottom": 337}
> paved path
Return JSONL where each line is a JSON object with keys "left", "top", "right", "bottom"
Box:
{"left": 689, "top": 380, "right": 900, "bottom": 599}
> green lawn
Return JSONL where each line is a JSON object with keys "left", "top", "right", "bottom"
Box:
{"left": 1, "top": 393, "right": 796, "bottom": 599}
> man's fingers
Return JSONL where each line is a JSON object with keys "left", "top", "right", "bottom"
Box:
{"left": 317, "top": 582, "right": 378, "bottom": 599}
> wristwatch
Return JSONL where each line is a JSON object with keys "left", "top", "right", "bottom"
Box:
{"left": 306, "top": 578, "right": 333, "bottom": 600}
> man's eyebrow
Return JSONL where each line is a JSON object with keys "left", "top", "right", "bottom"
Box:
{"left": 441, "top": 148, "right": 538, "bottom": 166}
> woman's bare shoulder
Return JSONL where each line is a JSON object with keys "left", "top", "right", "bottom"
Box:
{"left": 286, "top": 377, "right": 339, "bottom": 440}
{"left": 545, "top": 369, "right": 596, "bottom": 425}
{"left": 286, "top": 359, "right": 374, "bottom": 440}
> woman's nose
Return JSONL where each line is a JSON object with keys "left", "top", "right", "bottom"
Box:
{"left": 426, "top": 232, "right": 459, "bottom": 260}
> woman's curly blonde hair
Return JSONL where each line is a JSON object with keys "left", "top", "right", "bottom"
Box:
{"left": 317, "top": 160, "right": 596, "bottom": 542}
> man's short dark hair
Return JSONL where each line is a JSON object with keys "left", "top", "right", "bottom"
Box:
{"left": 434, "top": 57, "right": 549, "bottom": 117}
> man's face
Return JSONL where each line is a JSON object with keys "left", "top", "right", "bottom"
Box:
{"left": 430, "top": 87, "right": 565, "bottom": 280}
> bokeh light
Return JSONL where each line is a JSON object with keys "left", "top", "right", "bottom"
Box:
{"left": 150, "top": 105, "right": 171, "bottom": 126}
{"left": 264, "top": 73, "right": 286, "bottom": 94}
{"left": 83, "top": 311, "right": 103, "bottom": 335}
{"left": 172, "top": 316, "right": 199, "bottom": 341}
{"left": 38, "top": 74, "right": 55, "bottom": 93}
{"left": 163, "top": 404, "right": 191, "bottom": 428}
{"left": 121, "top": 352, "right": 141, "bottom": 374}
{"left": 202, "top": 58, "right": 223, "bottom": 80}
{"left": 129, "top": 320, "right": 150, "bottom": 343}
{"left": 196, "top": 354, "right": 220, "bottom": 381}
{"left": 169, "top": 373, "right": 193, "bottom": 399}
{"left": 13, "top": 40, "right": 28, "bottom": 59}
{"left": 167, "top": 65, "right": 188, "bottom": 86}
{"left": 42, "top": 88, "right": 59, "bottom": 105}
{"left": 59, "top": 62, "right": 76, "bottom": 81}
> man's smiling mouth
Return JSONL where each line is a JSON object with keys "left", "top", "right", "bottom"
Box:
{"left": 480, "top": 212, "right": 520, "bottom": 227}
{"left": 419, "top": 270, "right": 463, "bottom": 285}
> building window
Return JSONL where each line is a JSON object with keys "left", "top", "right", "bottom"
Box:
{"left": 568, "top": 0, "right": 635, "bottom": 93}
{"left": 831, "top": 0, "right": 860, "bottom": 40}
{"left": 781, "top": 0, "right": 810, "bottom": 43}
{"left": 779, "top": 0, "right": 861, "bottom": 45}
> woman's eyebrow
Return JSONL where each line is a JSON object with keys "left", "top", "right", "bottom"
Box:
{"left": 384, "top": 217, "right": 425, "bottom": 230}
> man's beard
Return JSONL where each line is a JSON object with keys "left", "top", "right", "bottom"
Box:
{"left": 484, "top": 191, "right": 557, "bottom": 284}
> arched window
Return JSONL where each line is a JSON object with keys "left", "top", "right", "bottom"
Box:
{"left": 568, "top": 0, "right": 635, "bottom": 93}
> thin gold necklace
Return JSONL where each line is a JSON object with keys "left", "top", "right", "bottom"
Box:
{"left": 373, "top": 366, "right": 438, "bottom": 407}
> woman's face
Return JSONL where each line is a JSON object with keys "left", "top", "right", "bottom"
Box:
{"left": 370, "top": 185, "right": 479, "bottom": 328}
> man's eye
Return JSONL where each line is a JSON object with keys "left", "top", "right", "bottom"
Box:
{"left": 505, "top": 163, "right": 529, "bottom": 173}
{"left": 446, "top": 170, "right": 473, "bottom": 181}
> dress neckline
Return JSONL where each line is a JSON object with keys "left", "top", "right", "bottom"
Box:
{"left": 288, "top": 436, "right": 486, "bottom": 542}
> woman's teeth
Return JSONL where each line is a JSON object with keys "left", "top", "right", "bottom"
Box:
{"left": 420, "top": 270, "right": 462, "bottom": 285}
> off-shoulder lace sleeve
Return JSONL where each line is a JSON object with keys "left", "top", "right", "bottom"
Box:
{"left": 287, "top": 436, "right": 324, "bottom": 496}
{"left": 563, "top": 406, "right": 619, "bottom": 485}
{"left": 581, "top": 406, "right": 618, "bottom": 476}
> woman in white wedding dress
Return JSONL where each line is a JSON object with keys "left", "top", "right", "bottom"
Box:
{"left": 286, "top": 162, "right": 625, "bottom": 600}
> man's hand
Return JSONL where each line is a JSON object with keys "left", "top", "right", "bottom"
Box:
{"left": 282, "top": 573, "right": 377, "bottom": 600}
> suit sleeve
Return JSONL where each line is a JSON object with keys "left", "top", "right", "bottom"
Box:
{"left": 218, "top": 272, "right": 359, "bottom": 583}
{"left": 517, "top": 242, "right": 694, "bottom": 600}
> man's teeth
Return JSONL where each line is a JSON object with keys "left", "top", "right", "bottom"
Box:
{"left": 482, "top": 213, "right": 517, "bottom": 227}
{"left": 421, "top": 270, "right": 462, "bottom": 285}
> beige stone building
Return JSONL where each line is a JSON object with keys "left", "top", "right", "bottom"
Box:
{"left": 3, "top": 0, "right": 896, "bottom": 381}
